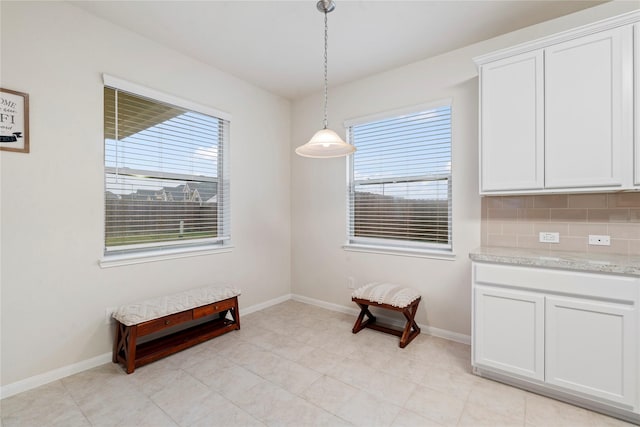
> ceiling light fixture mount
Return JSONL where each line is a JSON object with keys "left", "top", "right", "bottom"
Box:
{"left": 295, "top": 0, "right": 355, "bottom": 159}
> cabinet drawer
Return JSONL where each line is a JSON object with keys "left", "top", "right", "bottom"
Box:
{"left": 193, "top": 298, "right": 236, "bottom": 319}
{"left": 473, "top": 262, "right": 638, "bottom": 302}
{"left": 137, "top": 310, "right": 193, "bottom": 336}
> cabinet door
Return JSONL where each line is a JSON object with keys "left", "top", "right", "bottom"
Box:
{"left": 474, "top": 286, "right": 545, "bottom": 380}
{"left": 480, "top": 51, "right": 544, "bottom": 192}
{"left": 545, "top": 27, "right": 628, "bottom": 189}
{"left": 635, "top": 24, "right": 640, "bottom": 186}
{"left": 546, "top": 296, "right": 637, "bottom": 406}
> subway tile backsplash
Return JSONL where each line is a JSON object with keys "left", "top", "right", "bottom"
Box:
{"left": 481, "top": 193, "right": 640, "bottom": 256}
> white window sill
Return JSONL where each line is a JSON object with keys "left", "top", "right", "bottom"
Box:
{"left": 100, "top": 244, "right": 233, "bottom": 268}
{"left": 342, "top": 243, "right": 456, "bottom": 260}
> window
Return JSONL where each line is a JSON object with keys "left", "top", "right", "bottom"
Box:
{"left": 103, "top": 76, "right": 230, "bottom": 256}
{"left": 346, "top": 102, "right": 452, "bottom": 253}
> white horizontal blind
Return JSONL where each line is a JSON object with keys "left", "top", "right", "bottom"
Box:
{"left": 104, "top": 86, "right": 230, "bottom": 253}
{"left": 347, "top": 104, "right": 452, "bottom": 250}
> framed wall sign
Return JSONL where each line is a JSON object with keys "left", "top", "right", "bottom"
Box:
{"left": 0, "top": 88, "right": 29, "bottom": 153}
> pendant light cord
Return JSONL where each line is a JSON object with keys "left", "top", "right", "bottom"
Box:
{"left": 323, "top": 9, "right": 329, "bottom": 130}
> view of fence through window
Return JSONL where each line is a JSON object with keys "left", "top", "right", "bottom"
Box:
{"left": 104, "top": 87, "right": 228, "bottom": 250}
{"left": 348, "top": 104, "right": 452, "bottom": 249}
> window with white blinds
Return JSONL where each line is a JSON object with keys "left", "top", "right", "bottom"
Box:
{"left": 346, "top": 102, "right": 452, "bottom": 252}
{"left": 103, "top": 77, "right": 230, "bottom": 254}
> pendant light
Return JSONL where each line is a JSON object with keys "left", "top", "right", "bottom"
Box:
{"left": 295, "top": 0, "right": 355, "bottom": 158}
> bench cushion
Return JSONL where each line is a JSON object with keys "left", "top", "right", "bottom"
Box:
{"left": 113, "top": 285, "right": 241, "bottom": 326}
{"left": 352, "top": 282, "right": 420, "bottom": 308}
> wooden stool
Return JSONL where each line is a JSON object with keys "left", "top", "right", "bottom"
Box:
{"left": 351, "top": 283, "right": 422, "bottom": 348}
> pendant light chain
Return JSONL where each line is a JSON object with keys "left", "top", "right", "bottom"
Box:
{"left": 323, "top": 9, "right": 329, "bottom": 130}
{"left": 294, "top": 0, "right": 355, "bottom": 158}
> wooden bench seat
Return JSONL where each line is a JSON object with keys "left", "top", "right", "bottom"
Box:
{"left": 112, "top": 285, "right": 241, "bottom": 373}
{"left": 351, "top": 283, "right": 421, "bottom": 348}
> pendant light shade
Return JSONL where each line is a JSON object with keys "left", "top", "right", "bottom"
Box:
{"left": 296, "top": 128, "right": 355, "bottom": 158}
{"left": 295, "top": 0, "right": 355, "bottom": 159}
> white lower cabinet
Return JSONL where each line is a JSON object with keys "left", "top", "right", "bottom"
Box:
{"left": 474, "top": 286, "right": 544, "bottom": 380}
{"left": 472, "top": 262, "right": 639, "bottom": 421}
{"left": 546, "top": 296, "right": 637, "bottom": 407}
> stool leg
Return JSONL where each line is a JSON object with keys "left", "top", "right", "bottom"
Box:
{"left": 352, "top": 303, "right": 376, "bottom": 334}
{"left": 399, "top": 301, "right": 421, "bottom": 348}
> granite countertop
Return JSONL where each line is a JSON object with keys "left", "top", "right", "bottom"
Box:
{"left": 469, "top": 246, "right": 640, "bottom": 277}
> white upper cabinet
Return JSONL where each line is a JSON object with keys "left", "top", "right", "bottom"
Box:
{"left": 475, "top": 11, "right": 639, "bottom": 195}
{"left": 480, "top": 51, "right": 544, "bottom": 192}
{"left": 635, "top": 24, "right": 640, "bottom": 186}
{"left": 545, "top": 28, "right": 626, "bottom": 189}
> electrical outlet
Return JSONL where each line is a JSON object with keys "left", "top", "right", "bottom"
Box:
{"left": 588, "top": 235, "right": 610, "bottom": 246}
{"left": 347, "top": 277, "right": 356, "bottom": 289}
{"left": 105, "top": 307, "right": 116, "bottom": 325}
{"left": 539, "top": 232, "right": 560, "bottom": 243}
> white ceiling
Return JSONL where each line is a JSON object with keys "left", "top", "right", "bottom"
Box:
{"left": 72, "top": 0, "right": 606, "bottom": 100}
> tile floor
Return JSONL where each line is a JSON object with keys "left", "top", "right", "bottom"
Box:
{"left": 1, "top": 300, "right": 635, "bottom": 427}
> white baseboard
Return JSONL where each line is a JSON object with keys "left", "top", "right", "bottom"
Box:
{"left": 0, "top": 352, "right": 112, "bottom": 400}
{"left": 242, "top": 293, "right": 292, "bottom": 315}
{"left": 1, "top": 292, "right": 469, "bottom": 401}
{"left": 291, "top": 293, "right": 471, "bottom": 345}
{"left": 292, "top": 294, "right": 358, "bottom": 316}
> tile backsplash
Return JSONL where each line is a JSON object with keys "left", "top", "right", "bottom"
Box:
{"left": 481, "top": 193, "right": 640, "bottom": 256}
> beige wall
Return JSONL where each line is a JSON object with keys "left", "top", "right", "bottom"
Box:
{"left": 1, "top": 0, "right": 638, "bottom": 392}
{"left": 0, "top": 1, "right": 291, "bottom": 387}
{"left": 482, "top": 193, "right": 640, "bottom": 255}
{"left": 290, "top": 1, "right": 639, "bottom": 339}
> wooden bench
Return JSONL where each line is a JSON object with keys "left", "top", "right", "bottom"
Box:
{"left": 112, "top": 285, "right": 241, "bottom": 373}
{"left": 351, "top": 283, "right": 421, "bottom": 348}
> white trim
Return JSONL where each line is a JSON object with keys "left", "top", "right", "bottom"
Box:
{"left": 99, "top": 244, "right": 233, "bottom": 268}
{"left": 474, "top": 10, "right": 640, "bottom": 66}
{"left": 426, "top": 324, "right": 471, "bottom": 346}
{"left": 0, "top": 352, "right": 112, "bottom": 400}
{"left": 344, "top": 98, "right": 453, "bottom": 128}
{"left": 291, "top": 293, "right": 470, "bottom": 345}
{"left": 343, "top": 243, "right": 456, "bottom": 261}
{"left": 241, "top": 293, "right": 292, "bottom": 316}
{"left": 292, "top": 294, "right": 357, "bottom": 316}
{"left": 102, "top": 73, "right": 232, "bottom": 122}
{"left": 474, "top": 368, "right": 640, "bottom": 424}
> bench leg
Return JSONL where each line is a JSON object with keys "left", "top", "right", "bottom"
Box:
{"left": 113, "top": 323, "right": 138, "bottom": 374}
{"left": 112, "top": 322, "right": 122, "bottom": 363}
{"left": 230, "top": 296, "right": 240, "bottom": 330}
{"left": 399, "top": 301, "right": 421, "bottom": 348}
{"left": 352, "top": 303, "right": 376, "bottom": 334}
{"left": 126, "top": 326, "right": 138, "bottom": 374}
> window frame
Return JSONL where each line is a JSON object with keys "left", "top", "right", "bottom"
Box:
{"left": 100, "top": 74, "right": 232, "bottom": 267}
{"left": 344, "top": 100, "right": 454, "bottom": 258}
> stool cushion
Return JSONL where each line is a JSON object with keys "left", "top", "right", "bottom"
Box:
{"left": 113, "top": 285, "right": 241, "bottom": 326}
{"left": 352, "top": 282, "right": 421, "bottom": 308}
